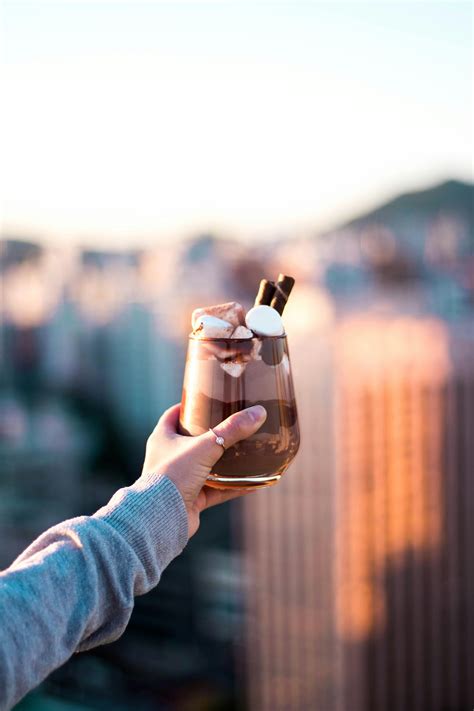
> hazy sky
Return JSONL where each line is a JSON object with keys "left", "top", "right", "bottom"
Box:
{"left": 1, "top": 1, "right": 472, "bottom": 245}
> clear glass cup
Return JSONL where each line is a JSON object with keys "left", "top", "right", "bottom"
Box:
{"left": 179, "top": 333, "right": 300, "bottom": 489}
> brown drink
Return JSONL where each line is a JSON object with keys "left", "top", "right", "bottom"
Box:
{"left": 179, "top": 333, "right": 300, "bottom": 489}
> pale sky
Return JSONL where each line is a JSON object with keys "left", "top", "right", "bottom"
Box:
{"left": 0, "top": 1, "right": 472, "bottom": 246}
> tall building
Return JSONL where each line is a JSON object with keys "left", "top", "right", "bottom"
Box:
{"left": 241, "top": 313, "right": 474, "bottom": 711}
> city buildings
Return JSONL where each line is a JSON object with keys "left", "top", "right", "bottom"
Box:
{"left": 1, "top": 179, "right": 473, "bottom": 708}
{"left": 242, "top": 312, "right": 474, "bottom": 711}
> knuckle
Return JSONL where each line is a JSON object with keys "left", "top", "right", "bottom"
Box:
{"left": 227, "top": 414, "right": 242, "bottom": 434}
{"left": 146, "top": 430, "right": 158, "bottom": 448}
{"left": 220, "top": 423, "right": 233, "bottom": 441}
{"left": 223, "top": 411, "right": 247, "bottom": 437}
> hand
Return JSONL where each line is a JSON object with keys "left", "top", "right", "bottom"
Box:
{"left": 142, "top": 403, "right": 267, "bottom": 537}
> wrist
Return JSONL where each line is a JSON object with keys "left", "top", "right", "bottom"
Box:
{"left": 93, "top": 473, "right": 189, "bottom": 571}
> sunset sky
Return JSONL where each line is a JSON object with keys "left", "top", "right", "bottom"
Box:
{"left": 1, "top": 1, "right": 472, "bottom": 246}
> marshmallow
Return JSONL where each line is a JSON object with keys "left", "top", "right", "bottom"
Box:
{"left": 220, "top": 361, "right": 247, "bottom": 378}
{"left": 194, "top": 315, "right": 234, "bottom": 339}
{"left": 231, "top": 325, "right": 253, "bottom": 339}
{"left": 192, "top": 301, "right": 245, "bottom": 330}
{"left": 245, "top": 305, "right": 284, "bottom": 336}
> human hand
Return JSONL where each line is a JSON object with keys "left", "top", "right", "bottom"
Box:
{"left": 142, "top": 403, "right": 267, "bottom": 537}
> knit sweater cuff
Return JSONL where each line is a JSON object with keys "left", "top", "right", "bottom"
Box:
{"left": 93, "top": 474, "right": 189, "bottom": 572}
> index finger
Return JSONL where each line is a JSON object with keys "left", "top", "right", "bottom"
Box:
{"left": 156, "top": 403, "right": 181, "bottom": 437}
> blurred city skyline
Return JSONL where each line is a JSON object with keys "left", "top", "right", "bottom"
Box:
{"left": 1, "top": 126, "right": 473, "bottom": 709}
{"left": 2, "top": 173, "right": 473, "bottom": 708}
{"left": 1, "top": 1, "right": 472, "bottom": 246}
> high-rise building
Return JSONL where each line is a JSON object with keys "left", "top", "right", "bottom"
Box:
{"left": 241, "top": 313, "right": 474, "bottom": 711}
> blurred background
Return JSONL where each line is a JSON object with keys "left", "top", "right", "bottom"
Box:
{"left": 1, "top": 1, "right": 473, "bottom": 710}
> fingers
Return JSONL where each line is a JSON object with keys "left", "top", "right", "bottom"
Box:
{"left": 154, "top": 403, "right": 181, "bottom": 437}
{"left": 197, "top": 405, "right": 267, "bottom": 467}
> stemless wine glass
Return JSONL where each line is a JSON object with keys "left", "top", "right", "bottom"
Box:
{"left": 179, "top": 333, "right": 300, "bottom": 489}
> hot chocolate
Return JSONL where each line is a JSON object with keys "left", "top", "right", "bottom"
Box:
{"left": 179, "top": 274, "right": 299, "bottom": 489}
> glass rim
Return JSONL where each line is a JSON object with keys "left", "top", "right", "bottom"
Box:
{"left": 188, "top": 332, "right": 287, "bottom": 343}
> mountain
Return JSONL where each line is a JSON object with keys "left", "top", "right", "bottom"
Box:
{"left": 0, "top": 239, "right": 43, "bottom": 270}
{"left": 343, "top": 179, "right": 473, "bottom": 235}
{"left": 320, "top": 180, "right": 474, "bottom": 284}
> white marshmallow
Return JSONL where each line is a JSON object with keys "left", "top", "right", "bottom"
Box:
{"left": 220, "top": 361, "right": 247, "bottom": 378}
{"left": 245, "top": 305, "right": 284, "bottom": 336}
{"left": 192, "top": 302, "right": 245, "bottom": 330}
{"left": 194, "top": 315, "right": 234, "bottom": 339}
{"left": 231, "top": 325, "right": 253, "bottom": 339}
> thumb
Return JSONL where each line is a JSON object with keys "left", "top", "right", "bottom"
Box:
{"left": 197, "top": 405, "right": 267, "bottom": 467}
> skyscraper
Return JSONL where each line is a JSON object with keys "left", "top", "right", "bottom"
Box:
{"left": 241, "top": 313, "right": 474, "bottom": 711}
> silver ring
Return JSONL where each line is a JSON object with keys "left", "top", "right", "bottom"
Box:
{"left": 209, "top": 428, "right": 226, "bottom": 450}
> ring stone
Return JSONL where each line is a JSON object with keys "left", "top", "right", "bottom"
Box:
{"left": 209, "top": 428, "right": 226, "bottom": 449}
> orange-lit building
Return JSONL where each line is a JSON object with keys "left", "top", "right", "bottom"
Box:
{"left": 241, "top": 313, "right": 474, "bottom": 711}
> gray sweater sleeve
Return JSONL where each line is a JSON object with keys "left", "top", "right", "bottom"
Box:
{"left": 0, "top": 473, "right": 189, "bottom": 711}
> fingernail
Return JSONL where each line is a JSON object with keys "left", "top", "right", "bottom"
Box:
{"left": 246, "top": 405, "right": 266, "bottom": 423}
